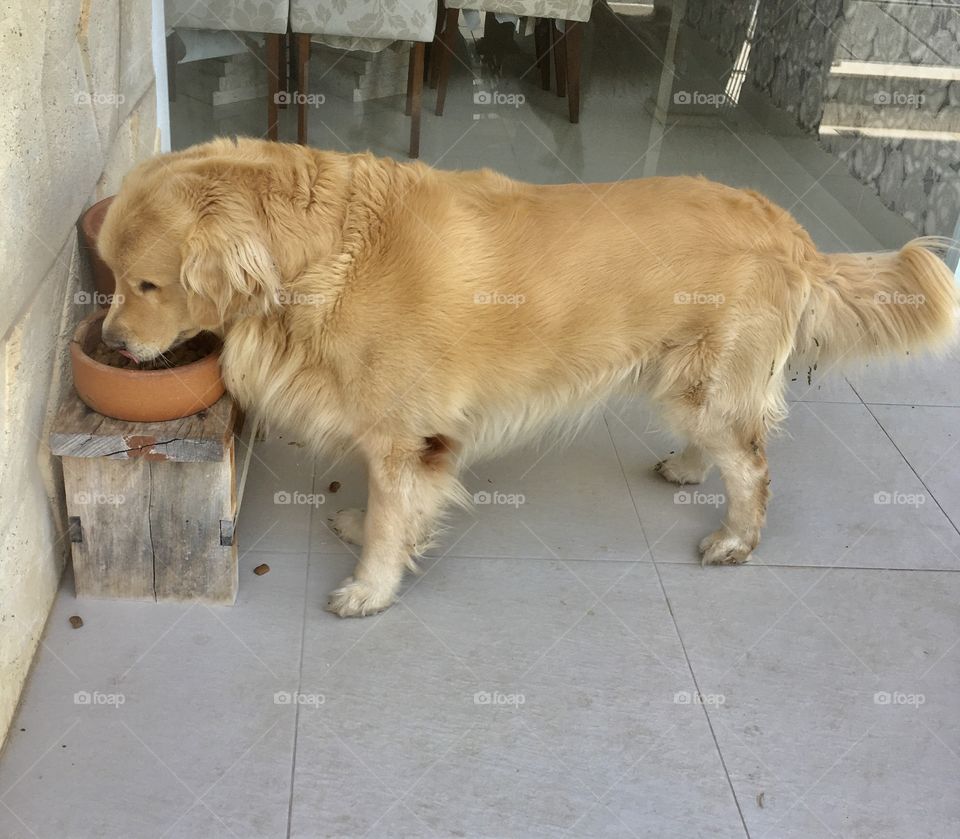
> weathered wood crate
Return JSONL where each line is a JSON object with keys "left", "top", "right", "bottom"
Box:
{"left": 50, "top": 391, "right": 246, "bottom": 604}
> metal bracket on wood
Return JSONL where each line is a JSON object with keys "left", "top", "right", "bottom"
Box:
{"left": 220, "top": 518, "right": 235, "bottom": 547}
{"left": 234, "top": 412, "right": 261, "bottom": 526}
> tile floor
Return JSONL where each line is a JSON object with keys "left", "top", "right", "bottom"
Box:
{"left": 3, "top": 7, "right": 959, "bottom": 838}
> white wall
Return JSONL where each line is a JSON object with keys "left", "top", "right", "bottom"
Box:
{"left": 0, "top": 1, "right": 160, "bottom": 747}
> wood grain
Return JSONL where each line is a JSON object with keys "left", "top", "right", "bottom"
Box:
{"left": 50, "top": 390, "right": 238, "bottom": 462}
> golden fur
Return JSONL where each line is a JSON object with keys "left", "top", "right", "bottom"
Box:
{"left": 98, "top": 137, "right": 959, "bottom": 616}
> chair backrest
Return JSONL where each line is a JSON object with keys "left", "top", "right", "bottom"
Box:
{"left": 290, "top": 0, "right": 438, "bottom": 43}
{"left": 165, "top": 0, "right": 290, "bottom": 34}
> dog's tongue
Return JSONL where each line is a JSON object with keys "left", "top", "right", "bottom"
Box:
{"left": 118, "top": 349, "right": 139, "bottom": 364}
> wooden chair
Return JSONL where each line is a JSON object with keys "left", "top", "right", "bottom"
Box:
{"left": 434, "top": 1, "right": 593, "bottom": 123}
{"left": 164, "top": 0, "right": 291, "bottom": 139}
{"left": 290, "top": 0, "right": 439, "bottom": 158}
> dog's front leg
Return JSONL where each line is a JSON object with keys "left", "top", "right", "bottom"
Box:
{"left": 326, "top": 437, "right": 458, "bottom": 617}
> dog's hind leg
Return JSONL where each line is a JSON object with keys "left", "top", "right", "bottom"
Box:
{"left": 329, "top": 508, "right": 366, "bottom": 545}
{"left": 696, "top": 427, "right": 770, "bottom": 566}
{"left": 326, "top": 435, "right": 461, "bottom": 617}
{"left": 655, "top": 444, "right": 712, "bottom": 485}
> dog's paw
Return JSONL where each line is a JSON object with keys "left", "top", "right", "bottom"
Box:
{"left": 329, "top": 508, "right": 365, "bottom": 546}
{"left": 326, "top": 576, "right": 395, "bottom": 618}
{"left": 655, "top": 455, "right": 708, "bottom": 485}
{"left": 698, "top": 530, "right": 753, "bottom": 566}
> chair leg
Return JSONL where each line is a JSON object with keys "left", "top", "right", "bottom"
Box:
{"left": 287, "top": 25, "right": 296, "bottom": 95}
{"left": 429, "top": 0, "right": 446, "bottom": 89}
{"left": 266, "top": 33, "right": 280, "bottom": 139}
{"left": 296, "top": 34, "right": 310, "bottom": 144}
{"left": 277, "top": 31, "right": 289, "bottom": 108}
{"left": 435, "top": 7, "right": 458, "bottom": 116}
{"left": 406, "top": 44, "right": 416, "bottom": 116}
{"left": 551, "top": 21, "right": 566, "bottom": 98}
{"left": 565, "top": 20, "right": 582, "bottom": 123}
{"left": 409, "top": 41, "right": 425, "bottom": 158}
{"left": 534, "top": 18, "right": 550, "bottom": 91}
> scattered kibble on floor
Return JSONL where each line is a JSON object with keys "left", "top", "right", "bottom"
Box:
{"left": 68, "top": 615, "right": 83, "bottom": 629}
{"left": 253, "top": 563, "right": 270, "bottom": 576}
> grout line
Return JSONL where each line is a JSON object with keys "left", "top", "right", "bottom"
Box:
{"left": 707, "top": 562, "right": 958, "bottom": 573}
{"left": 285, "top": 456, "right": 316, "bottom": 839}
{"left": 601, "top": 418, "right": 751, "bottom": 836}
{"left": 851, "top": 381, "right": 960, "bottom": 541}
{"left": 858, "top": 400, "right": 960, "bottom": 410}
{"left": 650, "top": 563, "right": 752, "bottom": 838}
{"left": 237, "top": 541, "right": 960, "bottom": 573}
{"left": 786, "top": 396, "right": 861, "bottom": 404}
{"left": 600, "top": 414, "right": 657, "bottom": 563}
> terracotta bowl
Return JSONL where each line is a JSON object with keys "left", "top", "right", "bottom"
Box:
{"left": 71, "top": 309, "right": 226, "bottom": 422}
{"left": 79, "top": 196, "right": 116, "bottom": 296}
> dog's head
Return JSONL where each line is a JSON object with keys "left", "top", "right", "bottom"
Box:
{"left": 98, "top": 146, "right": 281, "bottom": 362}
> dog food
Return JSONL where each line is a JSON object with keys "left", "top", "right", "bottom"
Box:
{"left": 89, "top": 333, "right": 218, "bottom": 370}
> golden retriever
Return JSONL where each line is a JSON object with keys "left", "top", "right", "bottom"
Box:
{"left": 97, "top": 137, "right": 958, "bottom": 616}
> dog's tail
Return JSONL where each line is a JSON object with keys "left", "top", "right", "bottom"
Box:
{"left": 794, "top": 237, "right": 959, "bottom": 366}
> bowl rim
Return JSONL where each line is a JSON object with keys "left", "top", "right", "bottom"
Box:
{"left": 72, "top": 308, "right": 221, "bottom": 377}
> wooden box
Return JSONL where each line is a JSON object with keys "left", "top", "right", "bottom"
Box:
{"left": 50, "top": 391, "right": 244, "bottom": 604}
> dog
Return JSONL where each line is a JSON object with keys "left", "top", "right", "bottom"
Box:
{"left": 97, "top": 137, "right": 959, "bottom": 617}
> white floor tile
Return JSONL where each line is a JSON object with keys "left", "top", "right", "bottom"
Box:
{"left": 847, "top": 352, "right": 960, "bottom": 408}
{"left": 659, "top": 565, "right": 960, "bottom": 838}
{"left": 437, "top": 420, "right": 648, "bottom": 560}
{"left": 290, "top": 555, "right": 746, "bottom": 837}
{"left": 608, "top": 400, "right": 960, "bottom": 569}
{"left": 870, "top": 404, "right": 960, "bottom": 536}
{"left": 0, "top": 551, "right": 306, "bottom": 839}
{"left": 236, "top": 433, "right": 315, "bottom": 554}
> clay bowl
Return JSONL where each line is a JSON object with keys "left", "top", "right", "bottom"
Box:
{"left": 71, "top": 309, "right": 226, "bottom": 422}
{"left": 79, "top": 196, "right": 116, "bottom": 295}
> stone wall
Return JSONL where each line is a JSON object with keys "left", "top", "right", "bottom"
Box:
{"left": 685, "top": 0, "right": 960, "bottom": 237}
{"left": 0, "top": 2, "right": 159, "bottom": 746}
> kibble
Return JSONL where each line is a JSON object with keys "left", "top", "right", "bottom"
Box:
{"left": 88, "top": 333, "right": 218, "bottom": 370}
{"left": 253, "top": 563, "right": 270, "bottom": 576}
{"left": 69, "top": 615, "right": 83, "bottom": 629}
{"left": 328, "top": 481, "right": 341, "bottom": 493}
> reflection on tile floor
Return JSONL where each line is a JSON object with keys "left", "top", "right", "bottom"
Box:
{"left": 4, "top": 6, "right": 959, "bottom": 838}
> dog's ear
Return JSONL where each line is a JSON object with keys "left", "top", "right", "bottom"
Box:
{"left": 180, "top": 220, "right": 281, "bottom": 320}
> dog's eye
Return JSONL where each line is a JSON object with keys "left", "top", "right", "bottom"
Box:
{"left": 139, "top": 281, "right": 158, "bottom": 293}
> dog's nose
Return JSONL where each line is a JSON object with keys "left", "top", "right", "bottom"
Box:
{"left": 100, "top": 329, "right": 126, "bottom": 351}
